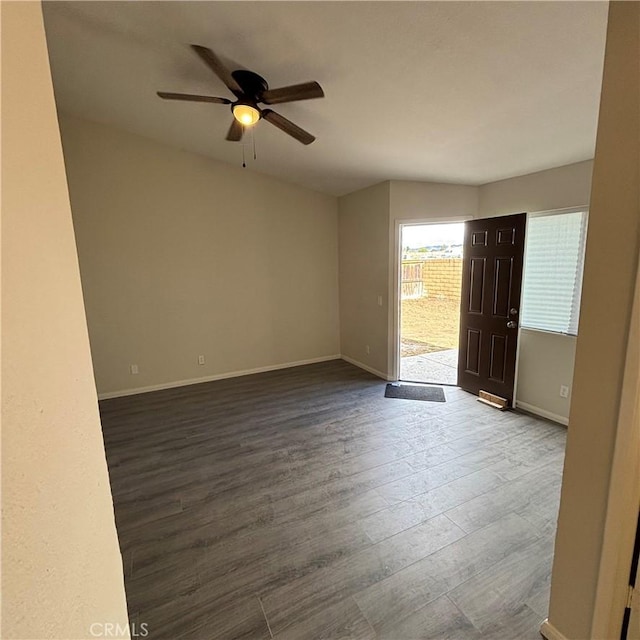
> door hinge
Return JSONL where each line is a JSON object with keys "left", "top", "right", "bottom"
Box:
{"left": 626, "top": 584, "right": 635, "bottom": 609}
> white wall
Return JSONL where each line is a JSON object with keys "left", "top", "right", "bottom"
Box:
{"left": 59, "top": 115, "right": 340, "bottom": 397}
{"left": 1, "top": 3, "right": 129, "bottom": 638}
{"left": 478, "top": 160, "right": 594, "bottom": 421}
{"left": 548, "top": 2, "right": 640, "bottom": 637}
{"left": 338, "top": 181, "right": 391, "bottom": 377}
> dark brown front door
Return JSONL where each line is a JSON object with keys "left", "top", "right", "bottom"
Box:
{"left": 457, "top": 213, "right": 526, "bottom": 404}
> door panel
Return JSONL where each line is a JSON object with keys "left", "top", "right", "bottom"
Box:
{"left": 458, "top": 213, "right": 526, "bottom": 404}
{"left": 489, "top": 334, "right": 507, "bottom": 382}
{"left": 465, "top": 329, "right": 481, "bottom": 375}
{"left": 469, "top": 258, "right": 485, "bottom": 313}
{"left": 493, "top": 258, "right": 513, "bottom": 316}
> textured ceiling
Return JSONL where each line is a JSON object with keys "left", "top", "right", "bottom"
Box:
{"left": 42, "top": 1, "right": 608, "bottom": 196}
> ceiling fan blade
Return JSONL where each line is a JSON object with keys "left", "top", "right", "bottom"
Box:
{"left": 191, "top": 45, "right": 243, "bottom": 96}
{"left": 261, "top": 81, "right": 324, "bottom": 105}
{"left": 157, "top": 91, "right": 231, "bottom": 105}
{"left": 262, "top": 109, "right": 315, "bottom": 145}
{"left": 226, "top": 118, "right": 244, "bottom": 142}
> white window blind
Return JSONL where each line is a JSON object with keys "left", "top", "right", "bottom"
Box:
{"left": 521, "top": 210, "right": 588, "bottom": 336}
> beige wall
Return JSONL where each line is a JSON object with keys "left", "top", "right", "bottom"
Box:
{"left": 337, "top": 180, "right": 478, "bottom": 379}
{"left": 59, "top": 115, "right": 340, "bottom": 397}
{"left": 548, "top": 2, "right": 640, "bottom": 637}
{"left": 478, "top": 160, "right": 594, "bottom": 422}
{"left": 516, "top": 330, "right": 577, "bottom": 424}
{"left": 478, "top": 160, "right": 593, "bottom": 218}
{"left": 1, "top": 3, "right": 129, "bottom": 639}
{"left": 338, "top": 181, "right": 391, "bottom": 377}
{"left": 389, "top": 180, "right": 479, "bottom": 222}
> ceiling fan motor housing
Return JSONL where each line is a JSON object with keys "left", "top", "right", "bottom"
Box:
{"left": 231, "top": 69, "right": 269, "bottom": 100}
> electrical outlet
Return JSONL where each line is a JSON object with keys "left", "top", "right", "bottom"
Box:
{"left": 560, "top": 385, "right": 570, "bottom": 398}
{"left": 198, "top": 355, "right": 205, "bottom": 365}
{"left": 365, "top": 345, "right": 370, "bottom": 354}
{"left": 377, "top": 295, "right": 383, "bottom": 307}
{"left": 130, "top": 364, "right": 139, "bottom": 375}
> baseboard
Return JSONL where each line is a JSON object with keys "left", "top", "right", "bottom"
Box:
{"left": 98, "top": 354, "right": 342, "bottom": 400}
{"left": 340, "top": 355, "right": 393, "bottom": 381}
{"left": 539, "top": 619, "right": 568, "bottom": 640}
{"left": 515, "top": 400, "right": 569, "bottom": 426}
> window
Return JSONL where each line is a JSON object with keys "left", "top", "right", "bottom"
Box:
{"left": 521, "top": 209, "right": 588, "bottom": 335}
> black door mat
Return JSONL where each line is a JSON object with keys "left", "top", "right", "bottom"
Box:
{"left": 385, "top": 383, "right": 446, "bottom": 402}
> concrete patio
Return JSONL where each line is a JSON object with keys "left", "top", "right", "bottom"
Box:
{"left": 400, "top": 347, "right": 458, "bottom": 385}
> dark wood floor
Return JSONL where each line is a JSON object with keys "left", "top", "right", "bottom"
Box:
{"left": 100, "top": 360, "right": 566, "bottom": 640}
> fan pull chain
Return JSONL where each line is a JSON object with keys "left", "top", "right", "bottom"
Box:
{"left": 239, "top": 129, "right": 257, "bottom": 168}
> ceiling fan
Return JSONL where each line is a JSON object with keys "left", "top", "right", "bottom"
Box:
{"left": 157, "top": 45, "right": 324, "bottom": 145}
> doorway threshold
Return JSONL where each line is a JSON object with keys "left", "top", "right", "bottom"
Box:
{"left": 399, "top": 379, "right": 459, "bottom": 388}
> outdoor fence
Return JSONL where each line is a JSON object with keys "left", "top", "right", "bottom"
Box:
{"left": 401, "top": 258, "right": 463, "bottom": 301}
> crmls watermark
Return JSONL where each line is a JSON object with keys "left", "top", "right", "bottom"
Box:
{"left": 89, "top": 622, "right": 149, "bottom": 637}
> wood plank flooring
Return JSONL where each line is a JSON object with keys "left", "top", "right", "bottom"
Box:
{"left": 100, "top": 360, "right": 566, "bottom": 640}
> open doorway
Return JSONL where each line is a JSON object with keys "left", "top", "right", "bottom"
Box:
{"left": 399, "top": 222, "right": 465, "bottom": 384}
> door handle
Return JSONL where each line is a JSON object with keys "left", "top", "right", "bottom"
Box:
{"left": 507, "top": 320, "right": 518, "bottom": 329}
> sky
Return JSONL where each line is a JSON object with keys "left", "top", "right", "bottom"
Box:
{"left": 402, "top": 223, "right": 465, "bottom": 248}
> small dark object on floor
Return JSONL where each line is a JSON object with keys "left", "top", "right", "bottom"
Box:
{"left": 385, "top": 383, "right": 446, "bottom": 402}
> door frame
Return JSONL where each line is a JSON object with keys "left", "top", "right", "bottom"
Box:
{"left": 390, "top": 216, "right": 472, "bottom": 382}
{"left": 589, "top": 258, "right": 640, "bottom": 638}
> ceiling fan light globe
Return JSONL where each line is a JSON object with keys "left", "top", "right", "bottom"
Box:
{"left": 233, "top": 104, "right": 260, "bottom": 126}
